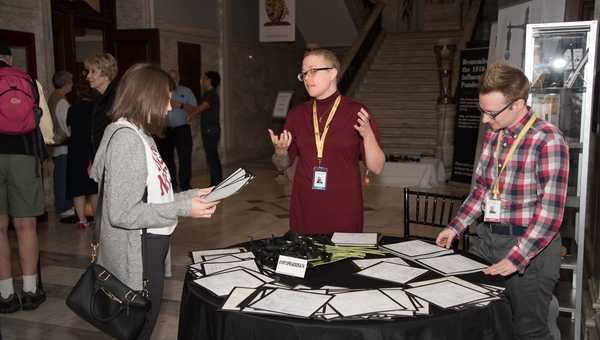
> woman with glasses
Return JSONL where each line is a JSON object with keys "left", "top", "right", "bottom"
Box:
{"left": 268, "top": 49, "right": 385, "bottom": 235}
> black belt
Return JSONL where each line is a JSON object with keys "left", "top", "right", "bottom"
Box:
{"left": 483, "top": 222, "right": 527, "bottom": 236}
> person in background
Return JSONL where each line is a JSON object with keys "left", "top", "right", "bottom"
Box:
{"left": 0, "top": 40, "right": 54, "bottom": 313}
{"left": 85, "top": 53, "right": 118, "bottom": 162}
{"left": 156, "top": 69, "right": 197, "bottom": 191}
{"left": 436, "top": 61, "right": 568, "bottom": 340}
{"left": 48, "top": 71, "right": 76, "bottom": 222}
{"left": 90, "top": 63, "right": 220, "bottom": 339}
{"left": 268, "top": 49, "right": 385, "bottom": 235}
{"left": 66, "top": 82, "right": 99, "bottom": 229}
{"left": 173, "top": 71, "right": 223, "bottom": 186}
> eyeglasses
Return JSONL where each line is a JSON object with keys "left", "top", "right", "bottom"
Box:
{"left": 478, "top": 98, "right": 519, "bottom": 119}
{"left": 297, "top": 67, "right": 334, "bottom": 82}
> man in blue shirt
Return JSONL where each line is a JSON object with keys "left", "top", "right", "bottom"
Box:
{"left": 158, "top": 69, "right": 197, "bottom": 191}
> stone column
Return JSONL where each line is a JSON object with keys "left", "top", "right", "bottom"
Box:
{"left": 218, "top": 0, "right": 231, "bottom": 164}
{"left": 435, "top": 103, "right": 456, "bottom": 178}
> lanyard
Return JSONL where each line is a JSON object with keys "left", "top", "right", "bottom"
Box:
{"left": 491, "top": 114, "right": 537, "bottom": 199}
{"left": 312, "top": 95, "right": 342, "bottom": 163}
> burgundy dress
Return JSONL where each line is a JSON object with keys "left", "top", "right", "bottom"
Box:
{"left": 284, "top": 91, "right": 381, "bottom": 234}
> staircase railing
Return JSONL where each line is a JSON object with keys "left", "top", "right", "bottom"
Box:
{"left": 338, "top": 0, "right": 386, "bottom": 94}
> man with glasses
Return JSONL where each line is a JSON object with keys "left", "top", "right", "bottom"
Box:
{"left": 436, "top": 61, "right": 568, "bottom": 339}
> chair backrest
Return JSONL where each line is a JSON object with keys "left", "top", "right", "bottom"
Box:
{"left": 403, "top": 188, "right": 468, "bottom": 248}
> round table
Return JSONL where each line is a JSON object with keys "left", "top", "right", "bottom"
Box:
{"left": 177, "top": 237, "right": 515, "bottom": 340}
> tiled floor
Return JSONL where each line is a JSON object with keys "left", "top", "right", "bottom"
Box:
{"left": 0, "top": 158, "right": 473, "bottom": 339}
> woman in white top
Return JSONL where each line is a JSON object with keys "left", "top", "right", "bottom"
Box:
{"left": 90, "top": 63, "right": 219, "bottom": 340}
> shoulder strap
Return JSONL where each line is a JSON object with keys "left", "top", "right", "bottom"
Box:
{"left": 94, "top": 125, "right": 151, "bottom": 295}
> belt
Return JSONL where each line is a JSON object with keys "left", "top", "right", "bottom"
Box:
{"left": 483, "top": 222, "right": 527, "bottom": 236}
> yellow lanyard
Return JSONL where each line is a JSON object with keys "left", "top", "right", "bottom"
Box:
{"left": 312, "top": 96, "right": 342, "bottom": 163}
{"left": 491, "top": 114, "right": 537, "bottom": 199}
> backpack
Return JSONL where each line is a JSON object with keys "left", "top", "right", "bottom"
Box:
{"left": 0, "top": 65, "right": 41, "bottom": 135}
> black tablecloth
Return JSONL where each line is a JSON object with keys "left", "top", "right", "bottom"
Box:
{"left": 178, "top": 237, "right": 515, "bottom": 340}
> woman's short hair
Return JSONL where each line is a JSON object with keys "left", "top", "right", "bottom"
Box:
{"left": 84, "top": 53, "right": 118, "bottom": 81}
{"left": 52, "top": 71, "right": 73, "bottom": 89}
{"left": 303, "top": 49, "right": 341, "bottom": 82}
{"left": 479, "top": 61, "right": 530, "bottom": 101}
{"left": 111, "top": 63, "right": 175, "bottom": 136}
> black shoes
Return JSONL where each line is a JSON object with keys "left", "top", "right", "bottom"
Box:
{"left": 0, "top": 293, "right": 21, "bottom": 313}
{"left": 21, "top": 289, "right": 46, "bottom": 311}
{"left": 0, "top": 289, "right": 46, "bottom": 313}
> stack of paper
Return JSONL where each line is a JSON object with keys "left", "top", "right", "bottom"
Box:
{"left": 352, "top": 256, "right": 409, "bottom": 269}
{"left": 415, "top": 254, "right": 488, "bottom": 276}
{"left": 380, "top": 239, "right": 453, "bottom": 260}
{"left": 355, "top": 261, "right": 428, "bottom": 284}
{"left": 193, "top": 268, "right": 274, "bottom": 297}
{"left": 191, "top": 247, "right": 246, "bottom": 264}
{"left": 203, "top": 168, "right": 255, "bottom": 202}
{"left": 189, "top": 251, "right": 259, "bottom": 277}
{"left": 331, "top": 232, "right": 378, "bottom": 247}
{"left": 220, "top": 285, "right": 431, "bottom": 321}
{"left": 406, "top": 276, "right": 503, "bottom": 310}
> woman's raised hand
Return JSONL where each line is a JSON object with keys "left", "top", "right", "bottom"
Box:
{"left": 267, "top": 129, "right": 292, "bottom": 155}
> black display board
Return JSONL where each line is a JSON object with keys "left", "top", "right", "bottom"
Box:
{"left": 451, "top": 47, "right": 489, "bottom": 183}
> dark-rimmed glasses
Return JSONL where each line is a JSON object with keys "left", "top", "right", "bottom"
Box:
{"left": 478, "top": 98, "right": 519, "bottom": 119}
{"left": 297, "top": 67, "right": 334, "bottom": 82}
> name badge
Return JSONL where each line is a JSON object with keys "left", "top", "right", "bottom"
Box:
{"left": 312, "top": 166, "right": 327, "bottom": 191}
{"left": 276, "top": 255, "right": 308, "bottom": 278}
{"left": 484, "top": 198, "right": 501, "bottom": 222}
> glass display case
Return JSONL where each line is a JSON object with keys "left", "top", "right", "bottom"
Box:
{"left": 524, "top": 20, "right": 598, "bottom": 340}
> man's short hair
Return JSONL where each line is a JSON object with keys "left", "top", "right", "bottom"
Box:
{"left": 204, "top": 71, "right": 221, "bottom": 88}
{"left": 303, "top": 48, "right": 341, "bottom": 82}
{"left": 479, "top": 61, "right": 530, "bottom": 101}
{"left": 84, "top": 53, "right": 118, "bottom": 81}
{"left": 53, "top": 71, "right": 73, "bottom": 89}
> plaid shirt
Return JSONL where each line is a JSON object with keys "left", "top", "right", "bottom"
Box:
{"left": 448, "top": 110, "right": 569, "bottom": 272}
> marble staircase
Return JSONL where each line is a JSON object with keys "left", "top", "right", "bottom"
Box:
{"left": 353, "top": 31, "right": 463, "bottom": 158}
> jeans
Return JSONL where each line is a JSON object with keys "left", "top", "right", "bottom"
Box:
{"left": 53, "top": 154, "right": 71, "bottom": 213}
{"left": 155, "top": 125, "right": 192, "bottom": 191}
{"left": 201, "top": 128, "right": 222, "bottom": 186}
{"left": 470, "top": 223, "right": 561, "bottom": 340}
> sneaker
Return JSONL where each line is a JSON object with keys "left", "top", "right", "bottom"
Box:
{"left": 21, "top": 289, "right": 46, "bottom": 311}
{"left": 59, "top": 208, "right": 75, "bottom": 218}
{"left": 0, "top": 294, "right": 21, "bottom": 313}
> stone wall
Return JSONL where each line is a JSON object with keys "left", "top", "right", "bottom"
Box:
{"left": 226, "top": 1, "right": 307, "bottom": 164}
{"left": 0, "top": 0, "right": 54, "bottom": 92}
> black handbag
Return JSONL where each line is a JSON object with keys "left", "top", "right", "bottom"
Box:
{"left": 66, "top": 128, "right": 151, "bottom": 340}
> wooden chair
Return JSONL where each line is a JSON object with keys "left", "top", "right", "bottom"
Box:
{"left": 403, "top": 188, "right": 470, "bottom": 249}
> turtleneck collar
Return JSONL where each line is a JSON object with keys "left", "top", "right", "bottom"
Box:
{"left": 315, "top": 90, "right": 340, "bottom": 104}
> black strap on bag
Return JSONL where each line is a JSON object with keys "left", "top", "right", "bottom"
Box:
{"left": 66, "top": 127, "right": 151, "bottom": 340}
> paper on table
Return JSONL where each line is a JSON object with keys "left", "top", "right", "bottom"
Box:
{"left": 193, "top": 268, "right": 266, "bottom": 296}
{"left": 380, "top": 288, "right": 417, "bottom": 311}
{"left": 356, "top": 261, "right": 428, "bottom": 284}
{"left": 416, "top": 254, "right": 488, "bottom": 275}
{"left": 331, "top": 232, "right": 378, "bottom": 246}
{"left": 409, "top": 276, "right": 492, "bottom": 294}
{"left": 327, "top": 289, "right": 403, "bottom": 317}
{"left": 203, "top": 259, "right": 259, "bottom": 275}
{"left": 203, "top": 168, "right": 255, "bottom": 202}
{"left": 222, "top": 287, "right": 257, "bottom": 311}
{"left": 249, "top": 288, "right": 332, "bottom": 318}
{"left": 191, "top": 247, "right": 245, "bottom": 263}
{"left": 202, "top": 252, "right": 255, "bottom": 262}
{"left": 381, "top": 240, "right": 452, "bottom": 259}
{"left": 405, "top": 280, "right": 491, "bottom": 309}
{"left": 352, "top": 257, "right": 408, "bottom": 269}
